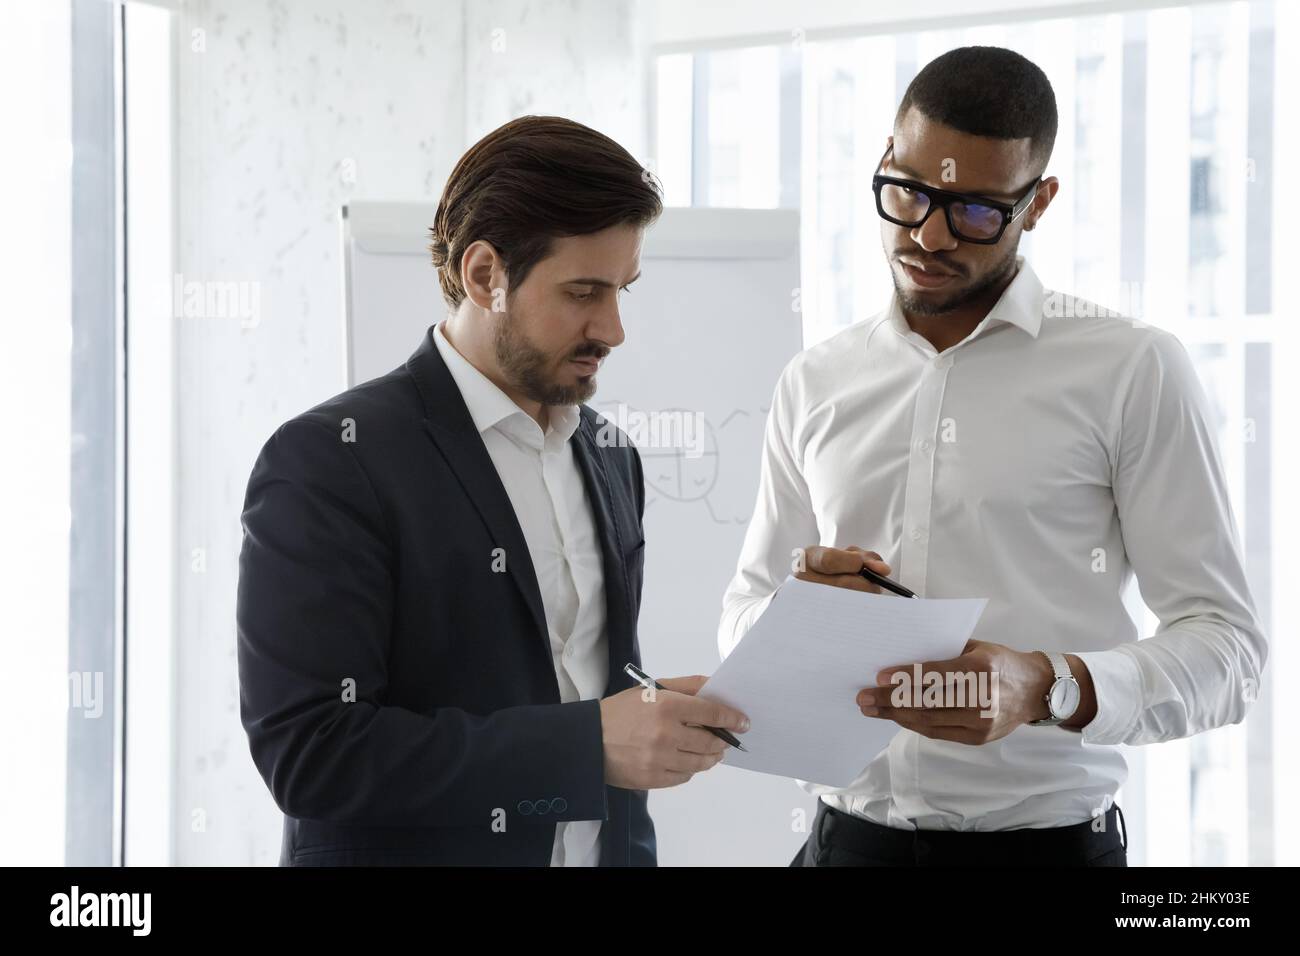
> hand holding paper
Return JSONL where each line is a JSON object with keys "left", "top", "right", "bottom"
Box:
{"left": 698, "top": 576, "right": 987, "bottom": 787}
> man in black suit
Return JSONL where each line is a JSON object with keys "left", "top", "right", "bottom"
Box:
{"left": 237, "top": 116, "right": 749, "bottom": 866}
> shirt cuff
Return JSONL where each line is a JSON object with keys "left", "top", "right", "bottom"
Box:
{"left": 1072, "top": 647, "right": 1145, "bottom": 745}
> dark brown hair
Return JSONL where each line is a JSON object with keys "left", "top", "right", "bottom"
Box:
{"left": 430, "top": 116, "right": 663, "bottom": 307}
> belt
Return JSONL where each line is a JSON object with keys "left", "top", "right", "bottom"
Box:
{"left": 818, "top": 801, "right": 1127, "bottom": 866}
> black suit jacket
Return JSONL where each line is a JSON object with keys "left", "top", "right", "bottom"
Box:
{"left": 236, "top": 328, "right": 654, "bottom": 865}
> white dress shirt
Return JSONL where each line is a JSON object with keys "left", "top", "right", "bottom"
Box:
{"left": 719, "top": 257, "right": 1268, "bottom": 831}
{"left": 434, "top": 321, "right": 609, "bottom": 864}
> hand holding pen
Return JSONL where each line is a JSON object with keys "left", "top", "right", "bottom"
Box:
{"left": 624, "top": 664, "right": 748, "bottom": 752}
{"left": 795, "top": 545, "right": 917, "bottom": 597}
{"left": 598, "top": 669, "right": 750, "bottom": 790}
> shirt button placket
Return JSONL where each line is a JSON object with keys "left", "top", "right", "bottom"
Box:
{"left": 899, "top": 354, "right": 952, "bottom": 596}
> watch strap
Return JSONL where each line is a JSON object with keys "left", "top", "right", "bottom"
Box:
{"left": 1030, "top": 651, "right": 1073, "bottom": 726}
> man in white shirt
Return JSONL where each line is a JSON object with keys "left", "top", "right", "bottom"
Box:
{"left": 720, "top": 46, "right": 1267, "bottom": 866}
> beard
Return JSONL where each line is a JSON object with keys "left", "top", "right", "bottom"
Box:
{"left": 491, "top": 306, "right": 606, "bottom": 407}
{"left": 890, "top": 240, "right": 1020, "bottom": 316}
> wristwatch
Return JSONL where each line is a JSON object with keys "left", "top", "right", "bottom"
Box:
{"left": 1028, "top": 651, "right": 1081, "bottom": 726}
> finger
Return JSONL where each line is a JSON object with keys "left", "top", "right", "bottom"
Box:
{"left": 857, "top": 671, "right": 984, "bottom": 709}
{"left": 875, "top": 655, "right": 975, "bottom": 688}
{"left": 804, "top": 545, "right": 877, "bottom": 576}
{"left": 676, "top": 725, "right": 729, "bottom": 755}
{"left": 655, "top": 770, "right": 693, "bottom": 788}
{"left": 881, "top": 711, "right": 991, "bottom": 745}
{"left": 866, "top": 704, "right": 985, "bottom": 729}
{"left": 657, "top": 675, "right": 708, "bottom": 696}
{"left": 666, "top": 751, "right": 722, "bottom": 774}
{"left": 794, "top": 568, "right": 882, "bottom": 593}
{"left": 678, "top": 695, "right": 750, "bottom": 733}
{"left": 844, "top": 546, "right": 892, "bottom": 574}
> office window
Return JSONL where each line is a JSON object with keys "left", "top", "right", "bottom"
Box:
{"left": 0, "top": 0, "right": 123, "bottom": 865}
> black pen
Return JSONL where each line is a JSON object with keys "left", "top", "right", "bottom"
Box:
{"left": 622, "top": 663, "right": 747, "bottom": 752}
{"left": 858, "top": 564, "right": 919, "bottom": 598}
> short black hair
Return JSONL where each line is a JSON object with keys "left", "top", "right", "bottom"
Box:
{"left": 895, "top": 46, "right": 1058, "bottom": 172}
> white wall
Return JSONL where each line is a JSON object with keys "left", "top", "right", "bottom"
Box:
{"left": 169, "top": 0, "right": 645, "bottom": 864}
{"left": 171, "top": 0, "right": 466, "bottom": 866}
{"left": 464, "top": 0, "right": 647, "bottom": 158}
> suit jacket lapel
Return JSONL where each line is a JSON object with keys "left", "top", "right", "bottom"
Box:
{"left": 406, "top": 330, "right": 550, "bottom": 657}
{"left": 406, "top": 329, "right": 637, "bottom": 691}
{"left": 571, "top": 410, "right": 634, "bottom": 692}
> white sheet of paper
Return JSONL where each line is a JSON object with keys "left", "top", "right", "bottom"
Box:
{"left": 699, "top": 577, "right": 988, "bottom": 788}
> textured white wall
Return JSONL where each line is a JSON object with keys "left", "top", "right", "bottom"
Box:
{"left": 464, "top": 0, "right": 647, "bottom": 158}
{"left": 170, "top": 0, "right": 644, "bottom": 864}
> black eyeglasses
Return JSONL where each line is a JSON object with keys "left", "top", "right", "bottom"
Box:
{"left": 871, "top": 144, "right": 1041, "bottom": 244}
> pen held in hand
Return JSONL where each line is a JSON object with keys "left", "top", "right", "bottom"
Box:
{"left": 858, "top": 565, "right": 919, "bottom": 598}
{"left": 622, "top": 663, "right": 748, "bottom": 752}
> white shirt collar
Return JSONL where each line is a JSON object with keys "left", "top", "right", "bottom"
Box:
{"left": 880, "top": 255, "right": 1044, "bottom": 346}
{"left": 432, "top": 320, "right": 581, "bottom": 445}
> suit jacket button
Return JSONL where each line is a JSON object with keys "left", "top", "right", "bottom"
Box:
{"left": 517, "top": 800, "right": 534, "bottom": 815}
{"left": 535, "top": 799, "right": 552, "bottom": 815}
{"left": 552, "top": 797, "right": 568, "bottom": 813}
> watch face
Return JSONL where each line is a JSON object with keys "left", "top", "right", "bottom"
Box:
{"left": 1050, "top": 678, "right": 1081, "bottom": 717}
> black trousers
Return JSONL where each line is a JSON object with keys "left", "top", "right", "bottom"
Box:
{"left": 790, "top": 800, "right": 1128, "bottom": 866}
